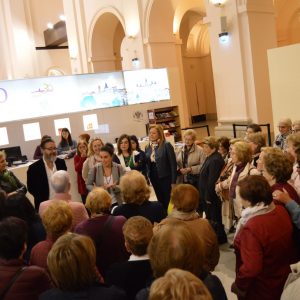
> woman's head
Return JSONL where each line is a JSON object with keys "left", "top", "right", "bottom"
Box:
{"left": 60, "top": 128, "right": 73, "bottom": 145}
{"left": 85, "top": 188, "right": 112, "bottom": 215}
{"left": 117, "top": 134, "right": 132, "bottom": 155}
{"left": 76, "top": 140, "right": 88, "bottom": 156}
{"left": 47, "top": 233, "right": 97, "bottom": 291}
{"left": 78, "top": 133, "right": 90, "bottom": 143}
{"left": 238, "top": 175, "right": 273, "bottom": 207}
{"left": 149, "top": 125, "right": 165, "bottom": 145}
{"left": 171, "top": 184, "right": 199, "bottom": 212}
{"left": 148, "top": 220, "right": 205, "bottom": 278}
{"left": 278, "top": 118, "right": 292, "bottom": 135}
{"left": 99, "top": 144, "right": 114, "bottom": 167}
{"left": 202, "top": 136, "right": 218, "bottom": 156}
{"left": 218, "top": 136, "right": 230, "bottom": 156}
{"left": 183, "top": 130, "right": 197, "bottom": 148}
{"left": 230, "top": 141, "right": 252, "bottom": 165}
{"left": 2, "top": 193, "right": 36, "bottom": 224}
{"left": 246, "top": 124, "right": 262, "bottom": 136}
{"left": 42, "top": 201, "right": 73, "bottom": 240}
{"left": 262, "top": 150, "right": 293, "bottom": 184}
{"left": 130, "top": 135, "right": 141, "bottom": 151}
{"left": 0, "top": 151, "right": 7, "bottom": 172}
{"left": 120, "top": 170, "right": 150, "bottom": 204}
{"left": 88, "top": 137, "right": 104, "bottom": 156}
{"left": 247, "top": 132, "right": 266, "bottom": 154}
{"left": 0, "top": 217, "right": 28, "bottom": 260}
{"left": 149, "top": 268, "right": 212, "bottom": 300}
{"left": 286, "top": 133, "right": 300, "bottom": 161}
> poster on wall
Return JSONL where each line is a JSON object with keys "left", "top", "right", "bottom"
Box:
{"left": 0, "top": 68, "right": 170, "bottom": 123}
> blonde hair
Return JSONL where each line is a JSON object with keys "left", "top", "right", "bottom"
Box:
{"left": 202, "top": 136, "right": 219, "bottom": 150}
{"left": 0, "top": 151, "right": 6, "bottom": 160}
{"left": 85, "top": 188, "right": 112, "bottom": 214}
{"left": 47, "top": 233, "right": 97, "bottom": 291}
{"left": 148, "top": 220, "right": 205, "bottom": 278}
{"left": 42, "top": 201, "right": 73, "bottom": 239}
{"left": 87, "top": 137, "right": 104, "bottom": 157}
{"left": 247, "top": 132, "right": 266, "bottom": 153}
{"left": 149, "top": 124, "right": 165, "bottom": 146}
{"left": 76, "top": 140, "right": 88, "bottom": 156}
{"left": 232, "top": 141, "right": 252, "bottom": 164}
{"left": 120, "top": 170, "right": 150, "bottom": 205}
{"left": 183, "top": 129, "right": 197, "bottom": 141}
{"left": 287, "top": 133, "right": 300, "bottom": 160}
{"left": 149, "top": 268, "right": 212, "bottom": 300}
{"left": 123, "top": 216, "right": 153, "bottom": 256}
{"left": 171, "top": 184, "right": 199, "bottom": 212}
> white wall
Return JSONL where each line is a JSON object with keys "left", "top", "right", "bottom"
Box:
{"left": 268, "top": 43, "right": 300, "bottom": 135}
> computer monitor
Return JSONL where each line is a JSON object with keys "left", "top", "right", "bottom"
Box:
{"left": 0, "top": 146, "right": 22, "bottom": 165}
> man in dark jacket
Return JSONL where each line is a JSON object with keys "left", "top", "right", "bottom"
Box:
{"left": 27, "top": 137, "right": 67, "bottom": 210}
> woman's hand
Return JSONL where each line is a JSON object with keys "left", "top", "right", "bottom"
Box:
{"left": 272, "top": 189, "right": 292, "bottom": 205}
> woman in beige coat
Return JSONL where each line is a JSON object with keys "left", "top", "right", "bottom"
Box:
{"left": 176, "top": 129, "right": 205, "bottom": 188}
{"left": 154, "top": 184, "right": 220, "bottom": 272}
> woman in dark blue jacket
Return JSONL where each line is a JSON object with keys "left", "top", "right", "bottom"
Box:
{"left": 145, "top": 125, "right": 177, "bottom": 209}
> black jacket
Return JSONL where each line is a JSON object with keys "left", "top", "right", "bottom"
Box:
{"left": 27, "top": 158, "right": 67, "bottom": 210}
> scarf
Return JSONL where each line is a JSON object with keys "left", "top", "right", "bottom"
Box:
{"left": 169, "top": 209, "right": 200, "bottom": 221}
{"left": 234, "top": 201, "right": 275, "bottom": 240}
{"left": 150, "top": 142, "right": 158, "bottom": 162}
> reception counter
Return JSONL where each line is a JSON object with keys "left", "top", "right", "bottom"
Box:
{"left": 9, "top": 158, "right": 82, "bottom": 205}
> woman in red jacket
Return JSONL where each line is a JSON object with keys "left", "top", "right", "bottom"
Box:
{"left": 74, "top": 140, "right": 89, "bottom": 204}
{"left": 232, "top": 175, "right": 297, "bottom": 300}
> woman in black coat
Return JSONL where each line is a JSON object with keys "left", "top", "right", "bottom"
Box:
{"left": 145, "top": 125, "right": 177, "bottom": 210}
{"left": 198, "top": 136, "right": 227, "bottom": 244}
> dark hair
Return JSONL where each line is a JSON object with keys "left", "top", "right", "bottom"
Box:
{"left": 100, "top": 144, "right": 114, "bottom": 157}
{"left": 130, "top": 135, "right": 141, "bottom": 151}
{"left": 41, "top": 137, "right": 55, "bottom": 149}
{"left": 2, "top": 193, "right": 38, "bottom": 224}
{"left": 246, "top": 124, "right": 262, "bottom": 133}
{"left": 218, "top": 136, "right": 230, "bottom": 153}
{"left": 238, "top": 175, "right": 272, "bottom": 206}
{"left": 117, "top": 134, "right": 132, "bottom": 155}
{"left": 0, "top": 217, "right": 28, "bottom": 259}
{"left": 60, "top": 128, "right": 73, "bottom": 147}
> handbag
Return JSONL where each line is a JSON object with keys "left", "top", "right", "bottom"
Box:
{"left": 186, "top": 173, "right": 199, "bottom": 186}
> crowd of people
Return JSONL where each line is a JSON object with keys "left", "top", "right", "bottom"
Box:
{"left": 0, "top": 119, "right": 300, "bottom": 299}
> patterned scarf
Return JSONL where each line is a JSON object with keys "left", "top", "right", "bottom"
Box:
{"left": 150, "top": 142, "right": 158, "bottom": 162}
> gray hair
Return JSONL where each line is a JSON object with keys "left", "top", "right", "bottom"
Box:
{"left": 51, "top": 170, "right": 70, "bottom": 193}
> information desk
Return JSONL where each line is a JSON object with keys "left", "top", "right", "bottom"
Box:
{"left": 9, "top": 158, "right": 82, "bottom": 206}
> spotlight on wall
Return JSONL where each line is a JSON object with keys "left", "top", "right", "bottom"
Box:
{"left": 47, "top": 22, "right": 54, "bottom": 30}
{"left": 219, "top": 16, "right": 229, "bottom": 43}
{"left": 210, "top": 0, "right": 226, "bottom": 6}
{"left": 131, "top": 57, "right": 140, "bottom": 69}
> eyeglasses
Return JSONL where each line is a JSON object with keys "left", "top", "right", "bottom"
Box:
{"left": 44, "top": 147, "right": 57, "bottom": 151}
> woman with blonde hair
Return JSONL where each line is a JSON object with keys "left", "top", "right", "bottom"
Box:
{"left": 145, "top": 124, "right": 177, "bottom": 209}
{"left": 149, "top": 269, "right": 212, "bottom": 300}
{"left": 40, "top": 233, "right": 127, "bottom": 299}
{"left": 112, "top": 170, "right": 166, "bottom": 223}
{"left": 30, "top": 201, "right": 73, "bottom": 268}
{"left": 74, "top": 188, "right": 128, "bottom": 276}
{"left": 154, "top": 184, "right": 219, "bottom": 272}
{"left": 82, "top": 137, "right": 104, "bottom": 182}
{"left": 228, "top": 141, "right": 259, "bottom": 221}
{"left": 176, "top": 129, "right": 205, "bottom": 188}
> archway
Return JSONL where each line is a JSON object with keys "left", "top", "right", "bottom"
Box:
{"left": 90, "top": 11, "right": 125, "bottom": 72}
{"left": 179, "top": 8, "right": 217, "bottom": 123}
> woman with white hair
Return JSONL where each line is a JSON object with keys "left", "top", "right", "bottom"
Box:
{"left": 273, "top": 118, "right": 292, "bottom": 151}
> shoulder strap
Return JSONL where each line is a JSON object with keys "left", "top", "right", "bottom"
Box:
{"left": 0, "top": 266, "right": 27, "bottom": 299}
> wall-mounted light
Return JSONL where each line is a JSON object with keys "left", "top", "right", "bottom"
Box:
{"left": 59, "top": 15, "right": 66, "bottom": 21}
{"left": 218, "top": 16, "right": 229, "bottom": 43}
{"left": 131, "top": 57, "right": 140, "bottom": 69}
{"left": 47, "top": 22, "right": 54, "bottom": 30}
{"left": 210, "top": 0, "right": 226, "bottom": 7}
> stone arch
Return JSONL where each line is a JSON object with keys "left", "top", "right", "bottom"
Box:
{"left": 88, "top": 7, "right": 126, "bottom": 72}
